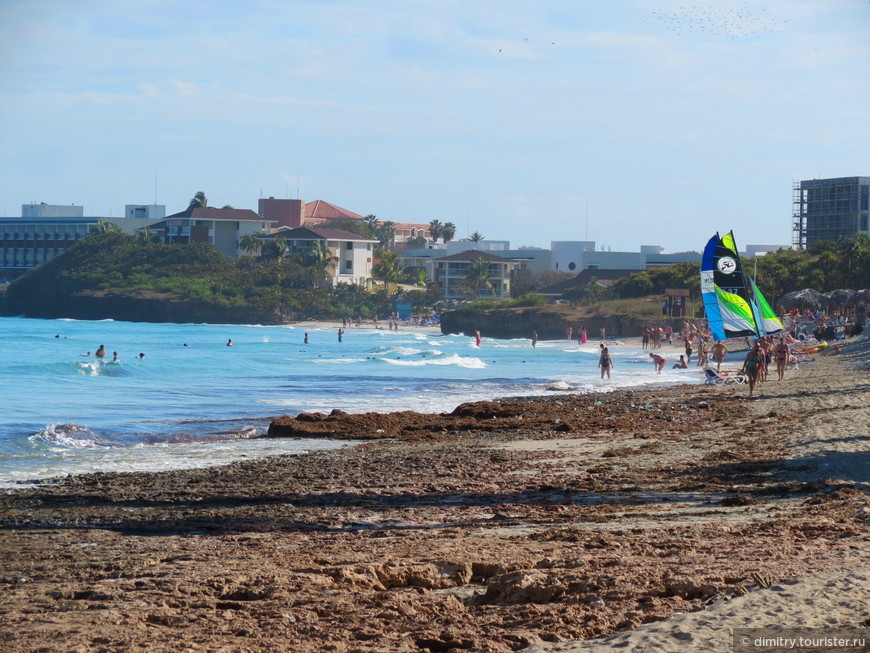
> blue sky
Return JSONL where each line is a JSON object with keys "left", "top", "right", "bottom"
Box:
{"left": 1, "top": 0, "right": 868, "bottom": 252}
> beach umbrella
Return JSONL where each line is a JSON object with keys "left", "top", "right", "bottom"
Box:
{"left": 825, "top": 288, "right": 857, "bottom": 308}
{"left": 778, "top": 288, "right": 825, "bottom": 309}
{"left": 855, "top": 288, "right": 870, "bottom": 304}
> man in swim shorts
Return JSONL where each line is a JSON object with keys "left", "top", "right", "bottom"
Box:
{"left": 710, "top": 342, "right": 728, "bottom": 372}
{"left": 773, "top": 336, "right": 789, "bottom": 381}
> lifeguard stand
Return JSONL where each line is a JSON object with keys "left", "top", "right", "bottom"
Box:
{"left": 664, "top": 289, "right": 690, "bottom": 318}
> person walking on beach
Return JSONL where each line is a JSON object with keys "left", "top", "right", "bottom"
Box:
{"left": 649, "top": 352, "right": 666, "bottom": 373}
{"left": 774, "top": 336, "right": 789, "bottom": 381}
{"left": 711, "top": 341, "right": 728, "bottom": 372}
{"left": 531, "top": 331, "right": 538, "bottom": 348}
{"left": 566, "top": 326, "right": 573, "bottom": 341}
{"left": 580, "top": 328, "right": 587, "bottom": 344}
{"left": 598, "top": 346, "right": 613, "bottom": 379}
{"left": 741, "top": 342, "right": 764, "bottom": 398}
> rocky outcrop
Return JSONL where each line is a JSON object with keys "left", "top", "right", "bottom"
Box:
{"left": 3, "top": 288, "right": 298, "bottom": 324}
{"left": 440, "top": 306, "right": 690, "bottom": 340}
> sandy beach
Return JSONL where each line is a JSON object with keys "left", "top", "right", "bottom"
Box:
{"left": 1, "top": 335, "right": 869, "bottom": 652}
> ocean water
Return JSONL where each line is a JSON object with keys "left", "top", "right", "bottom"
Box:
{"left": 0, "top": 316, "right": 704, "bottom": 486}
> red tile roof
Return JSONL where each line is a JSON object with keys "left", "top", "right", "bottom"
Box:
{"left": 304, "top": 200, "right": 365, "bottom": 221}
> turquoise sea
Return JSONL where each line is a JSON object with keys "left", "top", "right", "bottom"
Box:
{"left": 0, "top": 316, "right": 704, "bottom": 486}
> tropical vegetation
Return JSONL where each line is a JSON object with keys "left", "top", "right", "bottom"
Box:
{"left": 3, "top": 232, "right": 440, "bottom": 322}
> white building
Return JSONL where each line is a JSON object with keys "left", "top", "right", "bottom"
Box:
{"left": 268, "top": 226, "right": 378, "bottom": 289}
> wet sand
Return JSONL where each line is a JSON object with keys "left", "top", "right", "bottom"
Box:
{"left": 1, "top": 337, "right": 869, "bottom": 652}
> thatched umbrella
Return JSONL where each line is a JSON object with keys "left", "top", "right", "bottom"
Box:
{"left": 778, "top": 288, "right": 825, "bottom": 310}
{"left": 825, "top": 288, "right": 857, "bottom": 308}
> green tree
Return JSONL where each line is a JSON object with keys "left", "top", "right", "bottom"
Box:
{"left": 428, "top": 219, "right": 443, "bottom": 243}
{"left": 374, "top": 221, "right": 396, "bottom": 248}
{"left": 467, "top": 230, "right": 485, "bottom": 243}
{"left": 465, "top": 257, "right": 494, "bottom": 298}
{"left": 187, "top": 191, "right": 208, "bottom": 210}
{"left": 442, "top": 222, "right": 456, "bottom": 243}
{"left": 239, "top": 233, "right": 261, "bottom": 257}
{"left": 96, "top": 220, "right": 121, "bottom": 234}
{"left": 261, "top": 236, "right": 289, "bottom": 260}
{"left": 328, "top": 218, "right": 375, "bottom": 239}
{"left": 364, "top": 214, "right": 379, "bottom": 231}
{"left": 372, "top": 249, "right": 404, "bottom": 292}
{"left": 304, "top": 239, "right": 339, "bottom": 273}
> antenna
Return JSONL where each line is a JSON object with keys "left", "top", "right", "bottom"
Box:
{"left": 154, "top": 170, "right": 158, "bottom": 204}
{"left": 585, "top": 200, "right": 588, "bottom": 240}
{"left": 296, "top": 175, "right": 300, "bottom": 200}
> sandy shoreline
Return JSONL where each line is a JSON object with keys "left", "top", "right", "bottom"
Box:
{"left": 1, "top": 336, "right": 869, "bottom": 651}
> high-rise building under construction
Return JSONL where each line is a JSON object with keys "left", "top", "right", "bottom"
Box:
{"left": 793, "top": 176, "right": 870, "bottom": 247}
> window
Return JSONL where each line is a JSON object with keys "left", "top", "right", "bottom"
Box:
{"left": 347, "top": 242, "right": 353, "bottom": 249}
{"left": 344, "top": 260, "right": 353, "bottom": 272}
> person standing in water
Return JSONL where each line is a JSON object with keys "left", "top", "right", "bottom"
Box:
{"left": 95, "top": 345, "right": 106, "bottom": 359}
{"left": 598, "top": 347, "right": 613, "bottom": 379}
{"left": 475, "top": 330, "right": 482, "bottom": 347}
{"left": 649, "top": 352, "right": 666, "bottom": 373}
{"left": 531, "top": 331, "right": 538, "bottom": 348}
{"left": 304, "top": 333, "right": 309, "bottom": 344}
{"left": 226, "top": 339, "right": 233, "bottom": 347}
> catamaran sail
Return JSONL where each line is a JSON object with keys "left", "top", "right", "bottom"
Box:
{"left": 702, "top": 231, "right": 784, "bottom": 340}
{"left": 701, "top": 231, "right": 759, "bottom": 341}
{"left": 751, "top": 278, "right": 785, "bottom": 337}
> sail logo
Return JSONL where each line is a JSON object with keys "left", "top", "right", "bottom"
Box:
{"left": 717, "top": 256, "right": 737, "bottom": 274}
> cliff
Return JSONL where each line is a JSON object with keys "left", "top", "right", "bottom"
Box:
{"left": 3, "top": 288, "right": 296, "bottom": 324}
{"left": 440, "top": 305, "right": 691, "bottom": 340}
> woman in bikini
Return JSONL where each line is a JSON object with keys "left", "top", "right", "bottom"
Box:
{"left": 741, "top": 343, "right": 764, "bottom": 397}
{"left": 598, "top": 347, "right": 613, "bottom": 379}
{"left": 773, "top": 336, "right": 790, "bottom": 381}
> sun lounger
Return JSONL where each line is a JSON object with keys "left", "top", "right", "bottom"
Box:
{"left": 703, "top": 367, "right": 747, "bottom": 384}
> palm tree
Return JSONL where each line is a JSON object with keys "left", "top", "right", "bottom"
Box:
{"left": 442, "top": 222, "right": 456, "bottom": 243}
{"left": 428, "top": 219, "right": 443, "bottom": 243}
{"left": 187, "top": 191, "right": 208, "bottom": 210}
{"left": 239, "top": 233, "right": 261, "bottom": 257}
{"left": 374, "top": 221, "right": 396, "bottom": 249}
{"left": 465, "top": 257, "right": 494, "bottom": 298}
{"left": 364, "top": 214, "right": 379, "bottom": 231}
{"left": 373, "top": 250, "right": 404, "bottom": 293}
{"left": 262, "top": 236, "right": 289, "bottom": 260}
{"left": 96, "top": 220, "right": 121, "bottom": 234}
{"left": 468, "top": 230, "right": 485, "bottom": 243}
{"left": 305, "top": 239, "right": 339, "bottom": 273}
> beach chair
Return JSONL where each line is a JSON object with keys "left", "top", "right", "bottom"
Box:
{"left": 703, "top": 368, "right": 747, "bottom": 384}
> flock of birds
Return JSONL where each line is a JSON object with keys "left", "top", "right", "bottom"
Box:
{"left": 496, "top": 4, "right": 792, "bottom": 54}
{"left": 640, "top": 5, "right": 789, "bottom": 40}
